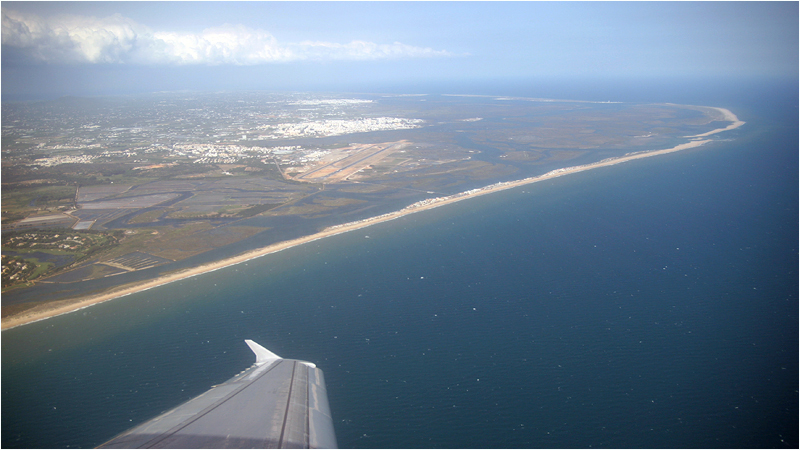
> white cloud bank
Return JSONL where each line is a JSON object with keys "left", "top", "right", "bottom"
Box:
{"left": 1, "top": 9, "right": 451, "bottom": 65}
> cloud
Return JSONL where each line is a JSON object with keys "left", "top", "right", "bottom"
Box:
{"left": 292, "top": 40, "right": 451, "bottom": 61}
{"left": 148, "top": 25, "right": 295, "bottom": 65}
{"left": 1, "top": 9, "right": 451, "bottom": 65}
{"left": 2, "top": 9, "right": 146, "bottom": 63}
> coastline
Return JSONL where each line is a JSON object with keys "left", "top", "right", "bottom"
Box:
{"left": 1, "top": 108, "right": 744, "bottom": 331}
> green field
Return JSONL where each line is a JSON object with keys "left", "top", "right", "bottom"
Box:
{"left": 1, "top": 229, "right": 120, "bottom": 290}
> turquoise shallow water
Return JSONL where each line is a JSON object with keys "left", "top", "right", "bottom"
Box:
{"left": 2, "top": 85, "right": 797, "bottom": 448}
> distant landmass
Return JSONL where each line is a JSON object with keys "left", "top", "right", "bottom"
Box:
{"left": 1, "top": 92, "right": 743, "bottom": 328}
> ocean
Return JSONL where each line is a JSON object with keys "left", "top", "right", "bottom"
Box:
{"left": 2, "top": 81, "right": 797, "bottom": 448}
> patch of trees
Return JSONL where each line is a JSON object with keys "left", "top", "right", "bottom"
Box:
{"left": 237, "top": 203, "right": 282, "bottom": 218}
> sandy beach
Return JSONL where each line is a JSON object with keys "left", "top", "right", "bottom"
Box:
{"left": 1, "top": 109, "right": 744, "bottom": 331}
{"left": 687, "top": 107, "right": 746, "bottom": 138}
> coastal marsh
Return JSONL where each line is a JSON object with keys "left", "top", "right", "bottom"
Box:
{"left": 2, "top": 93, "right": 744, "bottom": 324}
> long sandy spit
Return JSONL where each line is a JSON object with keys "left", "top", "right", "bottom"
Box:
{"left": 1, "top": 108, "right": 744, "bottom": 331}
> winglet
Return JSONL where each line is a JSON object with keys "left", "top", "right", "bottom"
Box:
{"left": 245, "top": 340, "right": 281, "bottom": 365}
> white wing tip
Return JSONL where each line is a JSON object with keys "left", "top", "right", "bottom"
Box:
{"left": 245, "top": 339, "right": 282, "bottom": 365}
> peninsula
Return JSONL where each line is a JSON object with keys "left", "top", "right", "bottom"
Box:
{"left": 1, "top": 93, "right": 744, "bottom": 330}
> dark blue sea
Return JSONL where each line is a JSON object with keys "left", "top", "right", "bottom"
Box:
{"left": 3, "top": 80, "right": 797, "bottom": 448}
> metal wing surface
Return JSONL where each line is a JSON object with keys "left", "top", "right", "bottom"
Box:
{"left": 98, "top": 340, "right": 337, "bottom": 449}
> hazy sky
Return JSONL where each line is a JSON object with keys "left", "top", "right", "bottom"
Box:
{"left": 2, "top": 1, "right": 797, "bottom": 99}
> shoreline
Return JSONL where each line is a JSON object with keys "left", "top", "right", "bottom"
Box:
{"left": 1, "top": 108, "right": 744, "bottom": 331}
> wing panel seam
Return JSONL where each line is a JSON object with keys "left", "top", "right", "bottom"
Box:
{"left": 277, "top": 361, "right": 298, "bottom": 447}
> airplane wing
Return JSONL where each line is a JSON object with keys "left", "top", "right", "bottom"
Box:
{"left": 98, "top": 340, "right": 337, "bottom": 449}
